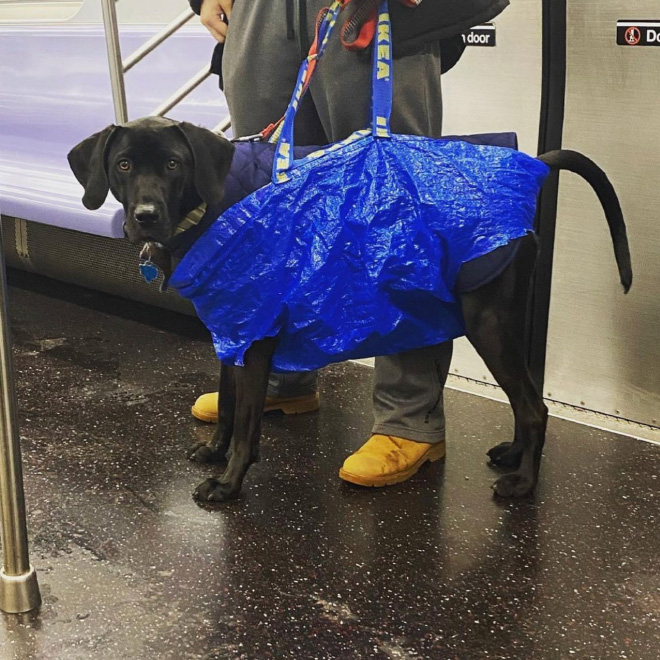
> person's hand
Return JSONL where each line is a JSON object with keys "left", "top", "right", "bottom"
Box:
{"left": 199, "top": 0, "right": 233, "bottom": 43}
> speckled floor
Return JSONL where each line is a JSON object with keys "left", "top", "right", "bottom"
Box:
{"left": 0, "top": 272, "right": 658, "bottom": 660}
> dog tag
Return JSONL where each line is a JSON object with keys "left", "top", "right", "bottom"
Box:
{"left": 139, "top": 261, "right": 159, "bottom": 283}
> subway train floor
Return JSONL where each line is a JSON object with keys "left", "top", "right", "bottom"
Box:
{"left": 1, "top": 272, "right": 659, "bottom": 660}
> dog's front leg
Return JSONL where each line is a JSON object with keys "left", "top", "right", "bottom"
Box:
{"left": 189, "top": 363, "right": 236, "bottom": 463}
{"left": 193, "top": 337, "right": 276, "bottom": 502}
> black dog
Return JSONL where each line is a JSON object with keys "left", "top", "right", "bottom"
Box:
{"left": 68, "top": 117, "right": 632, "bottom": 502}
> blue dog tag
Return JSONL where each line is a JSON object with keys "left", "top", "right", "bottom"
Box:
{"left": 139, "top": 261, "right": 159, "bottom": 283}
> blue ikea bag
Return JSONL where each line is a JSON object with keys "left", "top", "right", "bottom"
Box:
{"left": 169, "top": 0, "right": 551, "bottom": 372}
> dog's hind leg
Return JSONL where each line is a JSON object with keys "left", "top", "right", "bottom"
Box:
{"left": 188, "top": 363, "right": 236, "bottom": 464}
{"left": 460, "top": 235, "right": 548, "bottom": 497}
{"left": 194, "top": 337, "right": 277, "bottom": 502}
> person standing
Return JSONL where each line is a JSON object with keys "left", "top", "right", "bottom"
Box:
{"left": 188, "top": 0, "right": 509, "bottom": 487}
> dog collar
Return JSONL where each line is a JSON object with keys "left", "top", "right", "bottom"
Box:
{"left": 175, "top": 203, "right": 207, "bottom": 235}
{"left": 138, "top": 204, "right": 207, "bottom": 285}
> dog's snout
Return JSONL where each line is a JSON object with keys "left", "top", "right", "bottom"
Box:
{"left": 134, "top": 204, "right": 160, "bottom": 225}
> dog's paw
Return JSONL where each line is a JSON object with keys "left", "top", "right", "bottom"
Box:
{"left": 492, "top": 472, "right": 535, "bottom": 498}
{"left": 187, "top": 442, "right": 227, "bottom": 464}
{"left": 487, "top": 442, "right": 523, "bottom": 469}
{"left": 193, "top": 477, "right": 240, "bottom": 502}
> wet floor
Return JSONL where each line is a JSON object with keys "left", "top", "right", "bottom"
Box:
{"left": 0, "top": 272, "right": 659, "bottom": 660}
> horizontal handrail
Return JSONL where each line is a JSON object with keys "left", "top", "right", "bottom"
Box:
{"left": 123, "top": 8, "right": 195, "bottom": 73}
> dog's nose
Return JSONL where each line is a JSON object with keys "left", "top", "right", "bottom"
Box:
{"left": 134, "top": 204, "right": 159, "bottom": 225}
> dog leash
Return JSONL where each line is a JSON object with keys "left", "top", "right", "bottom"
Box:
{"left": 341, "top": 0, "right": 380, "bottom": 50}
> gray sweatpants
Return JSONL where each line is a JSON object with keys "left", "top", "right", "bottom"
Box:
{"left": 222, "top": 0, "right": 452, "bottom": 443}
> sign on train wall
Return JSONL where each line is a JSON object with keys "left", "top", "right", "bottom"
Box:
{"left": 617, "top": 20, "right": 660, "bottom": 46}
{"left": 463, "top": 24, "right": 496, "bottom": 47}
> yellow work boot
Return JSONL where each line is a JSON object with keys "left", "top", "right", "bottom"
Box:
{"left": 191, "top": 391, "right": 320, "bottom": 423}
{"left": 338, "top": 434, "right": 446, "bottom": 487}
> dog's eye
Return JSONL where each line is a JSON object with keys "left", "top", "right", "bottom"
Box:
{"left": 117, "top": 159, "right": 131, "bottom": 172}
{"left": 166, "top": 159, "right": 179, "bottom": 170}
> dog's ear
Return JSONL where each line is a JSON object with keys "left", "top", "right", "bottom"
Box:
{"left": 67, "top": 125, "right": 118, "bottom": 210}
{"left": 175, "top": 122, "right": 235, "bottom": 207}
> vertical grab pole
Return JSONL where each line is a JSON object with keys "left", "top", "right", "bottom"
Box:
{"left": 0, "top": 217, "right": 40, "bottom": 614}
{"left": 101, "top": 0, "right": 129, "bottom": 123}
{"left": 527, "top": 0, "right": 567, "bottom": 391}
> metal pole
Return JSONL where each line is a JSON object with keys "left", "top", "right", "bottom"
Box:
{"left": 0, "top": 217, "right": 40, "bottom": 614}
{"left": 101, "top": 0, "right": 129, "bottom": 123}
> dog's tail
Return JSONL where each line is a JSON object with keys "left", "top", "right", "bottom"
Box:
{"left": 538, "top": 149, "right": 632, "bottom": 293}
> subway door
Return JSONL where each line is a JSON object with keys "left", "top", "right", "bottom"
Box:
{"left": 544, "top": 2, "right": 660, "bottom": 426}
{"left": 441, "top": 0, "right": 543, "bottom": 388}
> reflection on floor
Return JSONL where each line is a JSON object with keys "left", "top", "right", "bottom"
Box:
{"left": 1, "top": 273, "right": 658, "bottom": 659}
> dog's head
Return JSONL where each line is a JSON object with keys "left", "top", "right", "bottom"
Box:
{"left": 68, "top": 116, "right": 235, "bottom": 245}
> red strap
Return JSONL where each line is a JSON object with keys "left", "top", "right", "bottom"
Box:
{"left": 261, "top": 5, "right": 333, "bottom": 141}
{"left": 340, "top": 0, "right": 379, "bottom": 51}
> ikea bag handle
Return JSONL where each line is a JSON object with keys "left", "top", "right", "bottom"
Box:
{"left": 273, "top": 0, "right": 393, "bottom": 183}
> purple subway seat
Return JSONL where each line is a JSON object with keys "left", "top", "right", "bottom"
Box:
{"left": 0, "top": 24, "right": 228, "bottom": 238}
